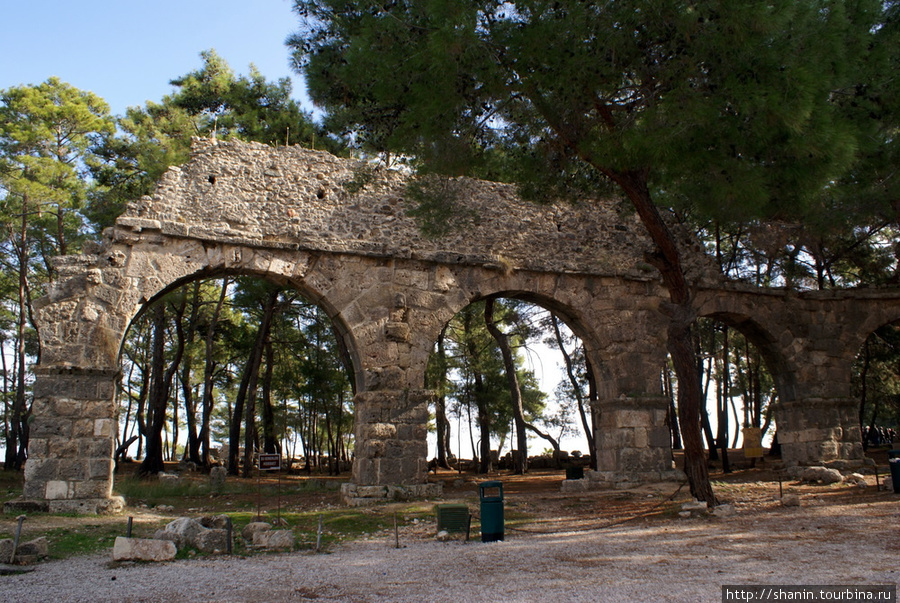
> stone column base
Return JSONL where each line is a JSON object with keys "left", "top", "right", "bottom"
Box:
{"left": 561, "top": 468, "right": 686, "bottom": 492}
{"left": 341, "top": 483, "right": 443, "bottom": 506}
{"left": 4, "top": 495, "right": 125, "bottom": 515}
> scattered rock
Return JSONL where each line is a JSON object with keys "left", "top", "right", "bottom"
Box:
{"left": 436, "top": 530, "right": 453, "bottom": 541}
{"left": 0, "top": 537, "right": 49, "bottom": 565}
{"left": 194, "top": 529, "right": 230, "bottom": 554}
{"left": 711, "top": 504, "right": 736, "bottom": 518}
{"left": 241, "top": 522, "right": 273, "bottom": 542}
{"left": 842, "top": 473, "right": 867, "bottom": 488}
{"left": 155, "top": 517, "right": 206, "bottom": 549}
{"left": 678, "top": 511, "right": 692, "bottom": 519}
{"left": 0, "top": 539, "right": 12, "bottom": 561}
{"left": 112, "top": 537, "right": 176, "bottom": 562}
{"left": 798, "top": 466, "right": 843, "bottom": 485}
{"left": 199, "top": 514, "right": 231, "bottom": 530}
{"left": 681, "top": 500, "right": 709, "bottom": 513}
{"left": 155, "top": 517, "right": 231, "bottom": 554}
{"left": 781, "top": 493, "right": 801, "bottom": 507}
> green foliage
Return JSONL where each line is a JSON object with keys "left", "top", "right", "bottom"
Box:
{"left": 90, "top": 50, "right": 344, "bottom": 230}
{"left": 292, "top": 0, "right": 892, "bottom": 224}
{"left": 853, "top": 323, "right": 900, "bottom": 429}
{"left": 438, "top": 299, "right": 547, "bottom": 449}
{"left": 404, "top": 175, "right": 477, "bottom": 238}
{"left": 0, "top": 77, "right": 116, "bottom": 255}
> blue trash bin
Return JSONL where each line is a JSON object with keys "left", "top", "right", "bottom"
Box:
{"left": 479, "top": 481, "right": 504, "bottom": 542}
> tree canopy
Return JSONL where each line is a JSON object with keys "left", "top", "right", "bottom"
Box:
{"left": 291, "top": 0, "right": 899, "bottom": 503}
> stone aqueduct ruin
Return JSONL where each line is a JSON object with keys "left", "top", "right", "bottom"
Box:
{"left": 18, "top": 139, "right": 900, "bottom": 512}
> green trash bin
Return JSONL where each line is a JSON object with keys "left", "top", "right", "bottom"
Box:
{"left": 889, "top": 450, "right": 900, "bottom": 494}
{"left": 479, "top": 480, "right": 504, "bottom": 542}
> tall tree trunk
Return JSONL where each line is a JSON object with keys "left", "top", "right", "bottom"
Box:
{"left": 6, "top": 194, "right": 30, "bottom": 470}
{"left": 700, "top": 354, "right": 719, "bottom": 460}
{"left": 260, "top": 340, "right": 279, "bottom": 454}
{"left": 717, "top": 326, "right": 731, "bottom": 473}
{"left": 432, "top": 326, "right": 452, "bottom": 468}
{"left": 200, "top": 278, "right": 228, "bottom": 466}
{"left": 181, "top": 282, "right": 201, "bottom": 465}
{"left": 550, "top": 313, "right": 596, "bottom": 464}
{"left": 138, "top": 299, "right": 186, "bottom": 476}
{"left": 613, "top": 170, "right": 716, "bottom": 505}
{"left": 484, "top": 297, "right": 528, "bottom": 474}
{"left": 663, "top": 368, "right": 683, "bottom": 450}
{"left": 859, "top": 339, "right": 870, "bottom": 450}
{"left": 228, "top": 288, "right": 279, "bottom": 476}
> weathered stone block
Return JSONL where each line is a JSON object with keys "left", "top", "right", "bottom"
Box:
{"left": 253, "top": 529, "right": 294, "bottom": 550}
{"left": 45, "top": 480, "right": 71, "bottom": 500}
{"left": 74, "top": 480, "right": 112, "bottom": 499}
{"left": 112, "top": 537, "right": 176, "bottom": 562}
{"left": 57, "top": 460, "right": 88, "bottom": 481}
{"left": 195, "top": 529, "right": 229, "bottom": 554}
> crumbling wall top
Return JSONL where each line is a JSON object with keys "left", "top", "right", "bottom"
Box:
{"left": 114, "top": 138, "right": 713, "bottom": 281}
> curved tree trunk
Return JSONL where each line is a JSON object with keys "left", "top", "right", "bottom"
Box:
{"left": 613, "top": 170, "right": 716, "bottom": 506}
{"left": 549, "top": 313, "right": 596, "bottom": 465}
{"left": 484, "top": 297, "right": 528, "bottom": 474}
{"left": 138, "top": 298, "right": 187, "bottom": 477}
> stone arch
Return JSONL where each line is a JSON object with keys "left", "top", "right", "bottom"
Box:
{"left": 698, "top": 310, "right": 797, "bottom": 405}
{"left": 18, "top": 138, "right": 900, "bottom": 511}
{"left": 116, "top": 260, "right": 365, "bottom": 395}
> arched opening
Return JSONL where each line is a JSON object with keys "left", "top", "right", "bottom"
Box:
{"left": 425, "top": 293, "right": 599, "bottom": 478}
{"left": 852, "top": 319, "right": 900, "bottom": 456}
{"left": 671, "top": 312, "right": 793, "bottom": 473}
{"left": 113, "top": 272, "right": 357, "bottom": 485}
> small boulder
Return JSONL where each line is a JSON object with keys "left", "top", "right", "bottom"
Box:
{"left": 241, "top": 521, "right": 273, "bottom": 542}
{"left": 781, "top": 493, "right": 801, "bottom": 507}
{"left": 843, "top": 473, "right": 867, "bottom": 488}
{"left": 799, "top": 466, "right": 843, "bottom": 485}
{"left": 155, "top": 517, "right": 206, "bottom": 549}
{"left": 199, "top": 514, "right": 231, "bottom": 530}
{"left": 0, "top": 539, "right": 13, "bottom": 561}
{"left": 194, "top": 529, "right": 229, "bottom": 554}
{"left": 711, "top": 504, "right": 736, "bottom": 518}
{"left": 681, "top": 500, "right": 709, "bottom": 513}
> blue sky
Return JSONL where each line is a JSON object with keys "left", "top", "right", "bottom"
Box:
{"left": 0, "top": 0, "right": 313, "bottom": 116}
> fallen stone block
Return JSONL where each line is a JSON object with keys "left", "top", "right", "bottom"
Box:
{"left": 252, "top": 529, "right": 294, "bottom": 551}
{"left": 843, "top": 473, "right": 867, "bottom": 488}
{"left": 195, "top": 529, "right": 229, "bottom": 554}
{"left": 209, "top": 466, "right": 227, "bottom": 488}
{"left": 112, "top": 537, "right": 176, "bottom": 562}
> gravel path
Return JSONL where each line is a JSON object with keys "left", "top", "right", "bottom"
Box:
{"left": 2, "top": 497, "right": 897, "bottom": 603}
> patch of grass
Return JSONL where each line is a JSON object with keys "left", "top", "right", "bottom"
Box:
{"left": 43, "top": 524, "right": 125, "bottom": 559}
{"left": 0, "top": 469, "right": 24, "bottom": 504}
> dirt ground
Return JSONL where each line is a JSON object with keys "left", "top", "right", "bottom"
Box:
{"left": 3, "top": 448, "right": 897, "bottom": 547}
